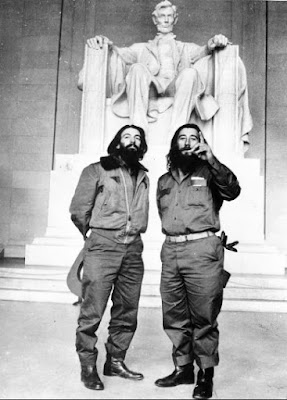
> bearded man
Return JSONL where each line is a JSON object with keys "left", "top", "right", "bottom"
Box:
{"left": 155, "top": 123, "right": 240, "bottom": 399}
{"left": 69, "top": 125, "right": 149, "bottom": 391}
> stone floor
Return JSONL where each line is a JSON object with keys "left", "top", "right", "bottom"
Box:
{"left": 1, "top": 300, "right": 287, "bottom": 399}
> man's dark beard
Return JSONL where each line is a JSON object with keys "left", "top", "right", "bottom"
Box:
{"left": 117, "top": 144, "right": 141, "bottom": 169}
{"left": 168, "top": 146, "right": 203, "bottom": 173}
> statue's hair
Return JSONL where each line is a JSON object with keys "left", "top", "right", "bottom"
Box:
{"left": 152, "top": 1, "right": 178, "bottom": 19}
{"left": 107, "top": 125, "right": 148, "bottom": 160}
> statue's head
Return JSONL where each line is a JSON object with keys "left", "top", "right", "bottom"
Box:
{"left": 107, "top": 125, "right": 148, "bottom": 161}
{"left": 152, "top": 1, "right": 178, "bottom": 34}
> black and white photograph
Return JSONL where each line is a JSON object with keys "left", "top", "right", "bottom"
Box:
{"left": 0, "top": 0, "right": 287, "bottom": 399}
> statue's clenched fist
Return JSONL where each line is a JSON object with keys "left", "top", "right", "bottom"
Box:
{"left": 207, "top": 34, "right": 231, "bottom": 51}
{"left": 87, "top": 35, "right": 113, "bottom": 50}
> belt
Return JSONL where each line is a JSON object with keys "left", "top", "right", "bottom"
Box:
{"left": 166, "top": 230, "right": 215, "bottom": 243}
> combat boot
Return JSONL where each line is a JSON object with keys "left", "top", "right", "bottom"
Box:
{"left": 192, "top": 367, "right": 214, "bottom": 399}
{"left": 103, "top": 355, "right": 144, "bottom": 380}
{"left": 81, "top": 364, "right": 104, "bottom": 390}
{"left": 155, "top": 362, "right": 194, "bottom": 387}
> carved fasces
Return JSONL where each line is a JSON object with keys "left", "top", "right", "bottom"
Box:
{"left": 213, "top": 45, "right": 239, "bottom": 159}
{"left": 193, "top": 45, "right": 252, "bottom": 160}
{"left": 79, "top": 44, "right": 108, "bottom": 154}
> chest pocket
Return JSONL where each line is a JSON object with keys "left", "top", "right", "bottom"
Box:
{"left": 94, "top": 177, "right": 123, "bottom": 214}
{"left": 182, "top": 186, "right": 210, "bottom": 208}
{"left": 92, "top": 184, "right": 106, "bottom": 214}
{"left": 102, "top": 177, "right": 125, "bottom": 212}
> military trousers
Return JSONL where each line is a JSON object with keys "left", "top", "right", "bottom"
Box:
{"left": 76, "top": 233, "right": 144, "bottom": 366}
{"left": 160, "top": 234, "right": 224, "bottom": 370}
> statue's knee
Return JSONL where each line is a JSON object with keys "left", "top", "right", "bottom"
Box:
{"left": 128, "top": 63, "right": 149, "bottom": 77}
{"left": 179, "top": 67, "right": 199, "bottom": 81}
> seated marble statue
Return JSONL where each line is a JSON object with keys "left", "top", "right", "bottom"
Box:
{"left": 78, "top": 0, "right": 252, "bottom": 145}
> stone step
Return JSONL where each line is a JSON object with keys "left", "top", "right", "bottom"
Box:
{"left": 1, "top": 270, "right": 287, "bottom": 300}
{"left": 221, "top": 300, "right": 287, "bottom": 313}
{"left": 1, "top": 286, "right": 287, "bottom": 312}
{"left": 1, "top": 266, "right": 287, "bottom": 312}
{"left": 0, "top": 288, "right": 77, "bottom": 304}
{"left": 2, "top": 267, "right": 287, "bottom": 287}
{"left": 25, "top": 243, "right": 163, "bottom": 270}
{"left": 224, "top": 244, "right": 286, "bottom": 275}
{"left": 141, "top": 297, "right": 287, "bottom": 312}
{"left": 25, "top": 236, "right": 286, "bottom": 275}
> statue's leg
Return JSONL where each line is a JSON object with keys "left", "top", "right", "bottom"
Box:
{"left": 125, "top": 63, "right": 152, "bottom": 133}
{"left": 169, "top": 68, "right": 203, "bottom": 137}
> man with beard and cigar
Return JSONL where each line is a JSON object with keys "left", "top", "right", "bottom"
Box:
{"left": 155, "top": 123, "right": 241, "bottom": 399}
{"left": 69, "top": 124, "right": 149, "bottom": 391}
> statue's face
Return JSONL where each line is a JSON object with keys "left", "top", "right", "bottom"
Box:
{"left": 154, "top": 6, "right": 176, "bottom": 34}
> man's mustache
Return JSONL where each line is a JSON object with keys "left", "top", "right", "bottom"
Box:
{"left": 126, "top": 144, "right": 139, "bottom": 151}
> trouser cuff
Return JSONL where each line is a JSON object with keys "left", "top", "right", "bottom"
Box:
{"left": 78, "top": 354, "right": 97, "bottom": 366}
{"left": 174, "top": 353, "right": 194, "bottom": 367}
{"left": 105, "top": 343, "right": 126, "bottom": 361}
{"left": 196, "top": 354, "right": 219, "bottom": 370}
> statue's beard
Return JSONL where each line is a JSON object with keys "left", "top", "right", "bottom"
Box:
{"left": 118, "top": 144, "right": 141, "bottom": 168}
{"left": 169, "top": 147, "right": 202, "bottom": 174}
{"left": 156, "top": 24, "right": 174, "bottom": 34}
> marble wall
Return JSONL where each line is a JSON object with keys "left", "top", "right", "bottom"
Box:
{"left": 0, "top": 0, "right": 62, "bottom": 255}
{"left": 0, "top": 0, "right": 286, "bottom": 257}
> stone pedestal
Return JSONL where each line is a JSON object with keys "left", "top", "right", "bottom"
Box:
{"left": 25, "top": 103, "right": 285, "bottom": 275}
{"left": 25, "top": 45, "right": 286, "bottom": 275}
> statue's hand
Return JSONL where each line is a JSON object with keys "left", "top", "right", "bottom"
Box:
{"left": 208, "top": 34, "right": 231, "bottom": 51}
{"left": 87, "top": 35, "right": 113, "bottom": 50}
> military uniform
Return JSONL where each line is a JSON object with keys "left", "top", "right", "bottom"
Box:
{"left": 156, "top": 156, "right": 240, "bottom": 369}
{"left": 70, "top": 155, "right": 149, "bottom": 366}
